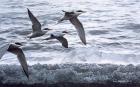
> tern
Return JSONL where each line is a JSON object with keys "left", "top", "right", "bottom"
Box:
{"left": 58, "top": 10, "right": 86, "bottom": 45}
{"left": 27, "top": 8, "right": 51, "bottom": 39}
{"left": 44, "top": 31, "right": 68, "bottom": 48}
{"left": 0, "top": 42, "right": 29, "bottom": 78}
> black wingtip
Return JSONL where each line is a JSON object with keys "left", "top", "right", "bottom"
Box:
{"left": 27, "top": 8, "right": 30, "bottom": 15}
{"left": 83, "top": 42, "right": 87, "bottom": 45}
{"left": 84, "top": 42, "right": 87, "bottom": 45}
{"left": 27, "top": 8, "right": 29, "bottom": 12}
{"left": 27, "top": 8, "right": 32, "bottom": 15}
{"left": 27, "top": 8, "right": 31, "bottom": 13}
{"left": 23, "top": 69, "right": 29, "bottom": 79}
{"left": 63, "top": 46, "right": 68, "bottom": 48}
{"left": 82, "top": 40, "right": 87, "bottom": 45}
{"left": 62, "top": 43, "right": 68, "bottom": 48}
{"left": 27, "top": 8, "right": 29, "bottom": 11}
{"left": 65, "top": 46, "right": 68, "bottom": 48}
{"left": 26, "top": 74, "right": 29, "bottom": 80}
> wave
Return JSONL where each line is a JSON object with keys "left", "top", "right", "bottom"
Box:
{"left": 0, "top": 63, "right": 140, "bottom": 84}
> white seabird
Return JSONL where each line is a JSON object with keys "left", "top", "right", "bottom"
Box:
{"left": 27, "top": 8, "right": 51, "bottom": 39}
{"left": 44, "top": 31, "right": 68, "bottom": 48}
{"left": 0, "top": 42, "right": 29, "bottom": 78}
{"left": 58, "top": 10, "right": 86, "bottom": 45}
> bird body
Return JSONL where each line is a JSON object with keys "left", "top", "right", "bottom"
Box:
{"left": 44, "top": 31, "right": 68, "bottom": 48}
{"left": 58, "top": 10, "right": 86, "bottom": 45}
{"left": 27, "top": 8, "right": 51, "bottom": 39}
{"left": 27, "top": 31, "right": 46, "bottom": 38}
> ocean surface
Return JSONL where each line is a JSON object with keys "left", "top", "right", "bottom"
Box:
{"left": 0, "top": 0, "right": 140, "bottom": 65}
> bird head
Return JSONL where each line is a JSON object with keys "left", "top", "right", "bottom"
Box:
{"left": 62, "top": 31, "right": 69, "bottom": 34}
{"left": 75, "top": 10, "right": 86, "bottom": 16}
{"left": 14, "top": 42, "right": 23, "bottom": 47}
{"left": 58, "top": 10, "right": 86, "bottom": 23}
{"left": 58, "top": 10, "right": 75, "bottom": 23}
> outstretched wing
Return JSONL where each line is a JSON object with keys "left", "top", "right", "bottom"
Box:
{"left": 56, "top": 37, "right": 68, "bottom": 48}
{"left": 7, "top": 44, "right": 29, "bottom": 78}
{"left": 70, "top": 17, "right": 86, "bottom": 45}
{"left": 27, "top": 8, "right": 42, "bottom": 33}
{"left": 0, "top": 43, "right": 10, "bottom": 59}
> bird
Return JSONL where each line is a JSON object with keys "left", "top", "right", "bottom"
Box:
{"left": 27, "top": 8, "right": 51, "bottom": 39}
{"left": 58, "top": 10, "right": 86, "bottom": 45}
{"left": 0, "top": 42, "right": 29, "bottom": 79}
{"left": 44, "top": 31, "right": 68, "bottom": 48}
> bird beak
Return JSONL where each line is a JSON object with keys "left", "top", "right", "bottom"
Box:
{"left": 27, "top": 8, "right": 30, "bottom": 11}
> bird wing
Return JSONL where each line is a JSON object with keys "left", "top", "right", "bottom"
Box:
{"left": 7, "top": 44, "right": 29, "bottom": 78}
{"left": 56, "top": 37, "right": 68, "bottom": 48}
{"left": 69, "top": 17, "right": 86, "bottom": 45}
{"left": 27, "top": 8, "right": 42, "bottom": 33}
{"left": 0, "top": 43, "right": 10, "bottom": 59}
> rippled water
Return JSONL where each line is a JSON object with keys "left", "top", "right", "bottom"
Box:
{"left": 0, "top": 0, "right": 140, "bottom": 65}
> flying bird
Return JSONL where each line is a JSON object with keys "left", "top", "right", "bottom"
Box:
{"left": 58, "top": 10, "right": 86, "bottom": 45}
{"left": 44, "top": 31, "right": 68, "bottom": 48}
{"left": 27, "top": 8, "right": 51, "bottom": 39}
{"left": 0, "top": 43, "right": 29, "bottom": 78}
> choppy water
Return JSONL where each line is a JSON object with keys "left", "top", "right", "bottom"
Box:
{"left": 0, "top": 64, "right": 140, "bottom": 84}
{"left": 1, "top": 0, "right": 140, "bottom": 65}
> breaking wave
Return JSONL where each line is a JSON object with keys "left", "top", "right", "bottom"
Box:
{"left": 0, "top": 64, "right": 140, "bottom": 84}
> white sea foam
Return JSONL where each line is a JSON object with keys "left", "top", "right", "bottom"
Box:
{"left": 0, "top": 64, "right": 140, "bottom": 84}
